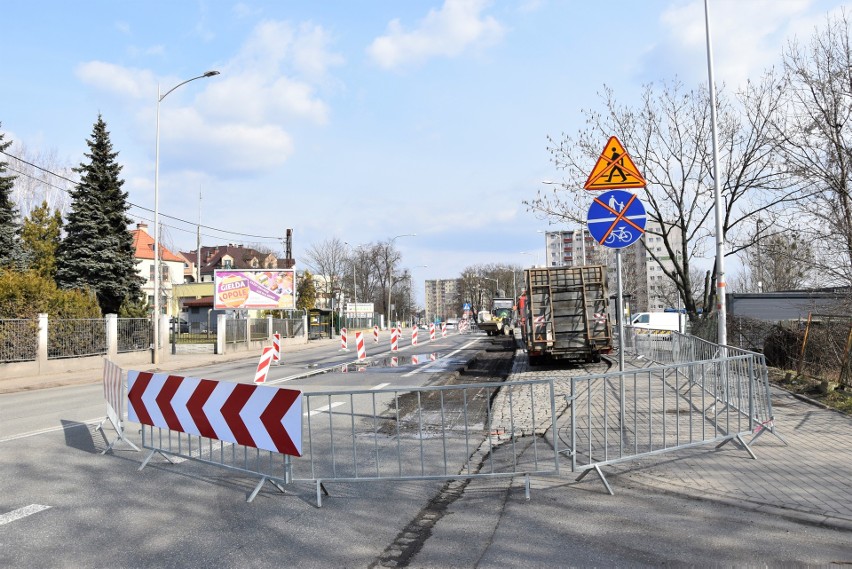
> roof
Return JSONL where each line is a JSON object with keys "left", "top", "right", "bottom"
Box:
{"left": 131, "top": 228, "right": 185, "bottom": 263}
{"left": 182, "top": 244, "right": 294, "bottom": 273}
{"left": 182, "top": 295, "right": 214, "bottom": 307}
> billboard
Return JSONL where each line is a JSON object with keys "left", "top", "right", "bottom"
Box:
{"left": 214, "top": 270, "right": 296, "bottom": 310}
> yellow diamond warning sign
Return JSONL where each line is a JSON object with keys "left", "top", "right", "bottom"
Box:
{"left": 583, "top": 136, "right": 647, "bottom": 190}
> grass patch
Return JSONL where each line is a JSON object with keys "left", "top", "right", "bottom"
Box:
{"left": 768, "top": 368, "right": 852, "bottom": 415}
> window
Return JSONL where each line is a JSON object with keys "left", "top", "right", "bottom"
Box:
{"left": 223, "top": 259, "right": 233, "bottom": 269}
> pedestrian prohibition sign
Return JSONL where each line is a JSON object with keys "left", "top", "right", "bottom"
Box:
{"left": 587, "top": 190, "right": 646, "bottom": 249}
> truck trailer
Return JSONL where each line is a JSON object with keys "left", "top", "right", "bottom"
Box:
{"left": 519, "top": 265, "right": 613, "bottom": 365}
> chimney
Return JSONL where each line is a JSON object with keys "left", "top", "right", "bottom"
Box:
{"left": 137, "top": 221, "right": 149, "bottom": 233}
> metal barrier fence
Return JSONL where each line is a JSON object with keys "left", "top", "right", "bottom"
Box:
{"left": 271, "top": 317, "right": 303, "bottom": 338}
{"left": 295, "top": 379, "right": 559, "bottom": 504}
{"left": 117, "top": 318, "right": 151, "bottom": 353}
{"left": 48, "top": 318, "right": 107, "bottom": 359}
{"left": 0, "top": 319, "right": 38, "bottom": 363}
{"left": 249, "top": 318, "right": 269, "bottom": 341}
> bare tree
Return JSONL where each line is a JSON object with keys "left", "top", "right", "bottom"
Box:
{"left": 772, "top": 10, "right": 852, "bottom": 286}
{"left": 302, "top": 237, "right": 349, "bottom": 305}
{"left": 737, "top": 227, "right": 814, "bottom": 292}
{"left": 7, "top": 142, "right": 73, "bottom": 219}
{"left": 527, "top": 77, "right": 795, "bottom": 320}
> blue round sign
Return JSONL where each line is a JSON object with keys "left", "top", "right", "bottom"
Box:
{"left": 586, "top": 190, "right": 646, "bottom": 249}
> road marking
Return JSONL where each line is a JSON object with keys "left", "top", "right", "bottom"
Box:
{"left": 372, "top": 383, "right": 390, "bottom": 390}
{"left": 304, "top": 402, "right": 344, "bottom": 417}
{"left": 402, "top": 339, "right": 480, "bottom": 377}
{"left": 0, "top": 418, "right": 102, "bottom": 443}
{"left": 0, "top": 504, "right": 50, "bottom": 526}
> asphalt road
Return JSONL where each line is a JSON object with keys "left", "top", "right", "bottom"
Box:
{"left": 1, "top": 333, "right": 849, "bottom": 567}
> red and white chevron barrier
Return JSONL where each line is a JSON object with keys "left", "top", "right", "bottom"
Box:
{"left": 390, "top": 357, "right": 398, "bottom": 367}
{"left": 412, "top": 326, "right": 418, "bottom": 346}
{"left": 411, "top": 354, "right": 419, "bottom": 365}
{"left": 340, "top": 328, "right": 348, "bottom": 351}
{"left": 272, "top": 333, "right": 281, "bottom": 364}
{"left": 255, "top": 347, "right": 274, "bottom": 383}
{"left": 441, "top": 322, "right": 447, "bottom": 337}
{"left": 391, "top": 328, "right": 399, "bottom": 352}
{"left": 429, "top": 323, "right": 436, "bottom": 341}
{"left": 373, "top": 325, "right": 379, "bottom": 343}
{"left": 355, "top": 332, "right": 366, "bottom": 361}
{"left": 127, "top": 371, "right": 302, "bottom": 456}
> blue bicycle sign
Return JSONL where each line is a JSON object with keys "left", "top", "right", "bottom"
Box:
{"left": 587, "top": 190, "right": 646, "bottom": 249}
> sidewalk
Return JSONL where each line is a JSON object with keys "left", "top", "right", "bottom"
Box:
{"left": 0, "top": 338, "right": 339, "bottom": 395}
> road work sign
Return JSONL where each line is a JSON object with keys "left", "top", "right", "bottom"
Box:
{"left": 584, "top": 136, "right": 647, "bottom": 190}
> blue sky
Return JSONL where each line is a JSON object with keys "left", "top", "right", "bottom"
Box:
{"left": 1, "top": 0, "right": 846, "bottom": 302}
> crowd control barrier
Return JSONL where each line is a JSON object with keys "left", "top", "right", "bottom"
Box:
{"left": 126, "top": 371, "right": 302, "bottom": 502}
{"left": 97, "top": 359, "right": 139, "bottom": 453}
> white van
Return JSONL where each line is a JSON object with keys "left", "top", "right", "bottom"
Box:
{"left": 630, "top": 312, "right": 687, "bottom": 333}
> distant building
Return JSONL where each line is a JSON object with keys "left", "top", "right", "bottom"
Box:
{"left": 131, "top": 222, "right": 185, "bottom": 316}
{"left": 543, "top": 222, "right": 684, "bottom": 313}
{"left": 181, "top": 244, "right": 295, "bottom": 283}
{"left": 425, "top": 279, "right": 461, "bottom": 321}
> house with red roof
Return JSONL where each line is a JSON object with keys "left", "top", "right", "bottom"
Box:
{"left": 131, "top": 222, "right": 188, "bottom": 316}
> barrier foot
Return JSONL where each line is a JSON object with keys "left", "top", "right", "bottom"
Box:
{"left": 736, "top": 434, "right": 758, "bottom": 460}
{"left": 247, "top": 476, "right": 288, "bottom": 503}
{"left": 97, "top": 418, "right": 140, "bottom": 454}
{"left": 576, "top": 465, "right": 614, "bottom": 495}
{"left": 138, "top": 449, "right": 176, "bottom": 471}
{"left": 749, "top": 418, "right": 788, "bottom": 446}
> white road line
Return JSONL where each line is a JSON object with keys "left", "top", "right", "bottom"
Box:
{"left": 304, "top": 402, "right": 344, "bottom": 417}
{"left": 0, "top": 504, "right": 50, "bottom": 526}
{"left": 402, "top": 339, "right": 481, "bottom": 377}
{"left": 372, "top": 383, "right": 390, "bottom": 390}
{"left": 0, "top": 418, "right": 102, "bottom": 443}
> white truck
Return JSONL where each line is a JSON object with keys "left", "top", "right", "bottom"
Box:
{"left": 630, "top": 312, "right": 687, "bottom": 333}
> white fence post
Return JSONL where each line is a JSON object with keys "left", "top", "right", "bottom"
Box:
{"left": 267, "top": 315, "right": 274, "bottom": 343}
{"left": 37, "top": 313, "right": 48, "bottom": 370}
{"left": 217, "top": 314, "right": 227, "bottom": 354}
{"left": 106, "top": 314, "right": 118, "bottom": 358}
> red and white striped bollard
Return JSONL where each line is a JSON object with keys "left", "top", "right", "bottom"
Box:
{"left": 340, "top": 327, "right": 348, "bottom": 351}
{"left": 355, "top": 332, "right": 366, "bottom": 361}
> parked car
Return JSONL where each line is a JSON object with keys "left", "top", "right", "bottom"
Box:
{"left": 170, "top": 317, "right": 189, "bottom": 334}
{"left": 445, "top": 318, "right": 459, "bottom": 329}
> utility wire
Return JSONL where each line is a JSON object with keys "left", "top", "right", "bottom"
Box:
{"left": 1, "top": 149, "right": 283, "bottom": 240}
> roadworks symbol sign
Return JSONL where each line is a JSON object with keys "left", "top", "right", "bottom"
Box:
{"left": 583, "top": 135, "right": 647, "bottom": 190}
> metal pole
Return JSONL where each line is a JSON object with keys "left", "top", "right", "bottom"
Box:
{"left": 152, "top": 70, "right": 219, "bottom": 365}
{"left": 153, "top": 83, "right": 161, "bottom": 364}
{"left": 616, "top": 249, "right": 625, "bottom": 372}
{"left": 705, "top": 0, "right": 727, "bottom": 347}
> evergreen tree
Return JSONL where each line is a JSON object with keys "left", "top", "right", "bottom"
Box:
{"left": 21, "top": 200, "right": 63, "bottom": 280}
{"left": 296, "top": 270, "right": 317, "bottom": 311}
{"left": 55, "top": 115, "right": 142, "bottom": 314}
{"left": 0, "top": 125, "right": 25, "bottom": 269}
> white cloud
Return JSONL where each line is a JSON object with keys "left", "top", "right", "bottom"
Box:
{"left": 367, "top": 0, "right": 505, "bottom": 70}
{"left": 659, "top": 0, "right": 816, "bottom": 87}
{"left": 76, "top": 61, "right": 155, "bottom": 99}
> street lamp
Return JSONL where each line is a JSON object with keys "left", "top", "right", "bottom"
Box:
{"left": 153, "top": 70, "right": 220, "bottom": 364}
{"left": 482, "top": 276, "right": 498, "bottom": 297}
{"left": 344, "top": 242, "right": 360, "bottom": 328}
{"left": 387, "top": 233, "right": 415, "bottom": 328}
{"left": 408, "top": 265, "right": 427, "bottom": 327}
{"left": 519, "top": 251, "right": 539, "bottom": 267}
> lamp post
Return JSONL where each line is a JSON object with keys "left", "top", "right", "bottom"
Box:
{"left": 519, "top": 251, "right": 539, "bottom": 267}
{"left": 153, "top": 70, "right": 219, "bottom": 364}
{"left": 344, "top": 242, "right": 360, "bottom": 328}
{"left": 387, "top": 233, "right": 415, "bottom": 328}
{"left": 408, "top": 265, "right": 427, "bottom": 326}
{"left": 482, "top": 276, "right": 498, "bottom": 298}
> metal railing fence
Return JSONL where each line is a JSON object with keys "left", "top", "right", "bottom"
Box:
{"left": 271, "top": 317, "right": 303, "bottom": 338}
{"left": 117, "top": 318, "right": 151, "bottom": 353}
{"left": 225, "top": 319, "right": 247, "bottom": 344}
{"left": 249, "top": 318, "right": 269, "bottom": 342}
{"left": 0, "top": 319, "right": 38, "bottom": 363}
{"left": 49, "top": 318, "right": 107, "bottom": 359}
{"left": 295, "top": 379, "right": 559, "bottom": 505}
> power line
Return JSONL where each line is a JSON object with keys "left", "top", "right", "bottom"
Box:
{"left": 1, "top": 149, "right": 283, "bottom": 240}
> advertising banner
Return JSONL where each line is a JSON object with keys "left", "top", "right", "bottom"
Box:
{"left": 214, "top": 270, "right": 296, "bottom": 310}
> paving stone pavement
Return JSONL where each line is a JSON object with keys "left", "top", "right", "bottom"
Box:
{"left": 495, "top": 348, "right": 852, "bottom": 531}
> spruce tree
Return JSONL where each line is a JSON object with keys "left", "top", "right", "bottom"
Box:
{"left": 0, "top": 125, "right": 25, "bottom": 269}
{"left": 22, "top": 200, "right": 63, "bottom": 281}
{"left": 55, "top": 115, "right": 142, "bottom": 315}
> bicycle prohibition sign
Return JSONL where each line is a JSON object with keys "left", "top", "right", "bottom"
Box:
{"left": 587, "top": 189, "right": 646, "bottom": 249}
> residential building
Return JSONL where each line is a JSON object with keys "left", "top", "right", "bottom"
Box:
{"left": 181, "top": 244, "right": 295, "bottom": 283}
{"left": 542, "top": 223, "right": 684, "bottom": 313}
{"left": 425, "top": 279, "right": 461, "bottom": 321}
{"left": 131, "top": 222, "right": 186, "bottom": 316}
